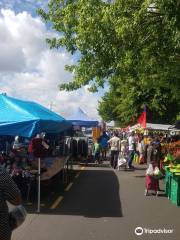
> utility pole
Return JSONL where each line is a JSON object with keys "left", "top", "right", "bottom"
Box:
{"left": 49, "top": 102, "right": 55, "bottom": 110}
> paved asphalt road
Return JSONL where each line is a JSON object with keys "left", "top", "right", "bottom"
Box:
{"left": 12, "top": 164, "right": 179, "bottom": 240}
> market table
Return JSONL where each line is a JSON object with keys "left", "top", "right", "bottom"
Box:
{"left": 163, "top": 165, "right": 180, "bottom": 206}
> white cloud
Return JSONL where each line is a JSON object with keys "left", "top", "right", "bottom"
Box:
{"left": 0, "top": 11, "right": 26, "bottom": 71}
{"left": 0, "top": 9, "right": 103, "bottom": 120}
{"left": 38, "top": 50, "right": 74, "bottom": 86}
{"left": 0, "top": 9, "right": 51, "bottom": 71}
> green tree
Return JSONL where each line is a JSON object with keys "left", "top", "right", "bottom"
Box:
{"left": 38, "top": 0, "right": 180, "bottom": 125}
{"left": 98, "top": 81, "right": 180, "bottom": 126}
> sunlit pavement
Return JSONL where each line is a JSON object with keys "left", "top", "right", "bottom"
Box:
{"left": 12, "top": 163, "right": 179, "bottom": 240}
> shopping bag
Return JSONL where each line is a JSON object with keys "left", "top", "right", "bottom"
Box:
{"left": 153, "top": 166, "right": 163, "bottom": 179}
{"left": 146, "top": 164, "right": 154, "bottom": 176}
{"left": 118, "top": 154, "right": 127, "bottom": 166}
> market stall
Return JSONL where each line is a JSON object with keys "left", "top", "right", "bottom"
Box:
{"left": 131, "top": 121, "right": 180, "bottom": 205}
{"left": 0, "top": 94, "right": 72, "bottom": 212}
{"left": 129, "top": 122, "right": 180, "bottom": 165}
{"left": 131, "top": 123, "right": 180, "bottom": 135}
{"left": 66, "top": 107, "right": 99, "bottom": 162}
{"left": 162, "top": 142, "right": 180, "bottom": 206}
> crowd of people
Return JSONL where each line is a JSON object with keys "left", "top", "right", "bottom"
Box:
{"left": 93, "top": 129, "right": 179, "bottom": 170}
{"left": 93, "top": 129, "right": 179, "bottom": 197}
{"left": 0, "top": 129, "right": 179, "bottom": 240}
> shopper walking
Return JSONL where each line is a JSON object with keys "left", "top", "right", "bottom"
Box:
{"left": 93, "top": 138, "right": 102, "bottom": 164}
{"left": 108, "top": 132, "right": 120, "bottom": 169}
{"left": 137, "top": 135, "right": 145, "bottom": 164}
{"left": 99, "top": 131, "right": 109, "bottom": 161}
{"left": 0, "top": 168, "right": 22, "bottom": 240}
{"left": 146, "top": 140, "right": 153, "bottom": 164}
{"left": 127, "top": 131, "right": 136, "bottom": 169}
{"left": 152, "top": 136, "right": 162, "bottom": 168}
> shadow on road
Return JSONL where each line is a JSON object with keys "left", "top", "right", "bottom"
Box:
{"left": 79, "top": 161, "right": 112, "bottom": 168}
{"left": 56, "top": 169, "right": 123, "bottom": 218}
{"left": 26, "top": 168, "right": 123, "bottom": 218}
{"left": 26, "top": 169, "right": 123, "bottom": 218}
{"left": 134, "top": 175, "right": 146, "bottom": 178}
{"left": 134, "top": 167, "right": 147, "bottom": 171}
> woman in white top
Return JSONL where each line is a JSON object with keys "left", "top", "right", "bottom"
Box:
{"left": 137, "top": 135, "right": 145, "bottom": 164}
{"left": 108, "top": 132, "right": 120, "bottom": 169}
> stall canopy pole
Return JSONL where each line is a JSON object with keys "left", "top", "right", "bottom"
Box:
{"left": 37, "top": 157, "right": 41, "bottom": 213}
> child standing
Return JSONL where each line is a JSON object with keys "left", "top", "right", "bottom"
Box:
{"left": 93, "top": 138, "right": 102, "bottom": 164}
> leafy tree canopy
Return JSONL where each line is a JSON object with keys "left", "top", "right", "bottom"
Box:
{"left": 38, "top": 0, "right": 180, "bottom": 126}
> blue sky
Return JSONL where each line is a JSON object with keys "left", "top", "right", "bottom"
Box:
{"left": 0, "top": 0, "right": 105, "bottom": 120}
{"left": 0, "top": 0, "right": 48, "bottom": 15}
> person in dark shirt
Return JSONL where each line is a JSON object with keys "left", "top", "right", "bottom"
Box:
{"left": 0, "top": 169, "right": 22, "bottom": 240}
{"left": 99, "top": 131, "right": 109, "bottom": 161}
{"left": 146, "top": 141, "right": 153, "bottom": 164}
{"left": 152, "top": 136, "right": 162, "bottom": 168}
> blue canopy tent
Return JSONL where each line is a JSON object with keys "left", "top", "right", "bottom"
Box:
{"left": 0, "top": 94, "right": 71, "bottom": 212}
{"left": 0, "top": 94, "right": 71, "bottom": 137}
{"left": 67, "top": 108, "right": 99, "bottom": 127}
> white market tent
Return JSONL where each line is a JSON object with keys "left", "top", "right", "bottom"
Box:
{"left": 67, "top": 107, "right": 99, "bottom": 127}
{"left": 146, "top": 123, "right": 173, "bottom": 131}
{"left": 131, "top": 123, "right": 180, "bottom": 132}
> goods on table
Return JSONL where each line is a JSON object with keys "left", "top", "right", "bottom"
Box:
{"left": 170, "top": 175, "right": 180, "bottom": 206}
{"left": 163, "top": 163, "right": 180, "bottom": 206}
{"left": 162, "top": 141, "right": 180, "bottom": 157}
{"left": 163, "top": 143, "right": 180, "bottom": 206}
